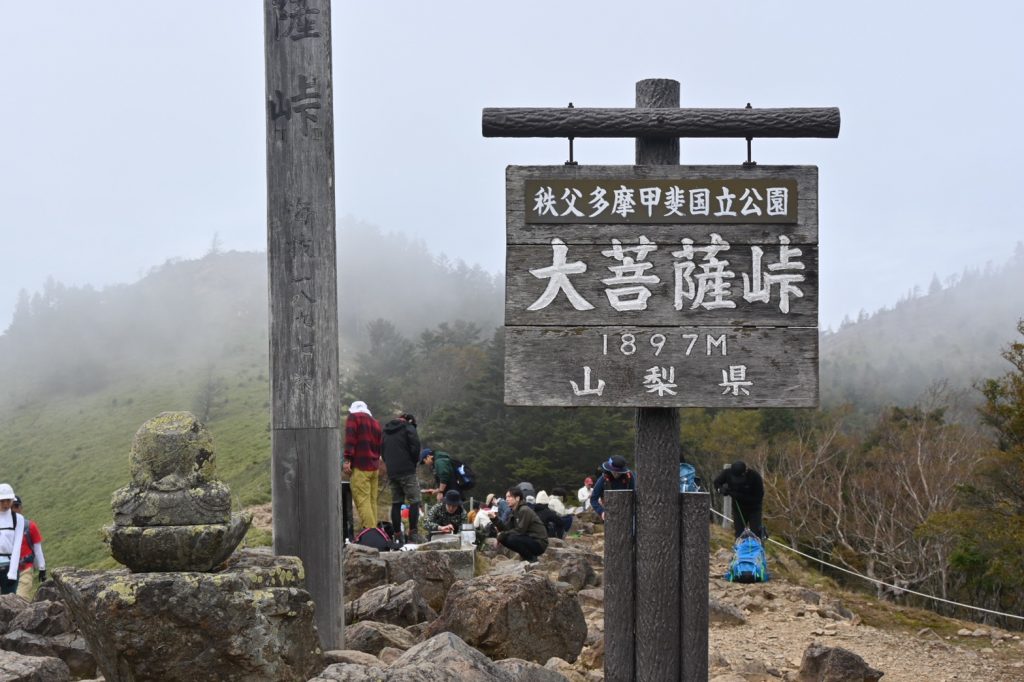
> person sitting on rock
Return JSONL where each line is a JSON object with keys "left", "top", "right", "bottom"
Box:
{"left": 422, "top": 489, "right": 467, "bottom": 537}
{"left": 490, "top": 486, "right": 548, "bottom": 563}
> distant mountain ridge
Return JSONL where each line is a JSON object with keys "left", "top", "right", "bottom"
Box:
{"left": 821, "top": 243, "right": 1024, "bottom": 409}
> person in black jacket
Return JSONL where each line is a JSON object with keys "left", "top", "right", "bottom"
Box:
{"left": 714, "top": 460, "right": 765, "bottom": 539}
{"left": 381, "top": 413, "right": 423, "bottom": 543}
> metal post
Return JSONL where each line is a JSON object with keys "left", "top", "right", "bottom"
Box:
{"left": 264, "top": 0, "right": 344, "bottom": 649}
{"left": 633, "top": 78, "right": 683, "bottom": 681}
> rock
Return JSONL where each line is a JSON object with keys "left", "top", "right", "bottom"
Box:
{"left": 380, "top": 550, "right": 460, "bottom": 611}
{"left": 487, "top": 559, "right": 528, "bottom": 578}
{"left": 345, "top": 580, "right": 436, "bottom": 627}
{"left": 579, "top": 637, "right": 604, "bottom": 669}
{"left": 558, "top": 555, "right": 597, "bottom": 591}
{"left": 31, "top": 583, "right": 61, "bottom": 604}
{"left": 0, "top": 594, "right": 29, "bottom": 633}
{"left": 576, "top": 588, "right": 604, "bottom": 610}
{"left": 425, "top": 572, "right": 587, "bottom": 664}
{"left": 957, "top": 628, "right": 972, "bottom": 636}
{"left": 799, "top": 643, "right": 883, "bottom": 682}
{"left": 495, "top": 657, "right": 571, "bottom": 681}
{"left": 0, "top": 630, "right": 97, "bottom": 679}
{"left": 8, "top": 601, "right": 74, "bottom": 637}
{"left": 342, "top": 620, "right": 418, "bottom": 655}
{"left": 106, "top": 510, "right": 252, "bottom": 573}
{"left": 971, "top": 627, "right": 990, "bottom": 638}
{"left": 52, "top": 549, "right": 322, "bottom": 682}
{"left": 321, "top": 649, "right": 380, "bottom": 666}
{"left": 387, "top": 631, "right": 515, "bottom": 680}
{"left": 106, "top": 412, "right": 251, "bottom": 572}
{"left": 709, "top": 597, "right": 747, "bottom": 625}
{"left": 546, "top": 655, "right": 587, "bottom": 681}
{"left": 0, "top": 649, "right": 71, "bottom": 681}
{"left": 797, "top": 588, "right": 822, "bottom": 605}
{"left": 310, "top": 662, "right": 388, "bottom": 681}
{"left": 342, "top": 547, "right": 388, "bottom": 602}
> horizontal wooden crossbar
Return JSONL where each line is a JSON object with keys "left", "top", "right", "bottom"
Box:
{"left": 482, "top": 107, "right": 840, "bottom": 139}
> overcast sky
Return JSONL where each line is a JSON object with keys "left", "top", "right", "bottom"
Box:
{"left": 2, "top": 2, "right": 1021, "bottom": 333}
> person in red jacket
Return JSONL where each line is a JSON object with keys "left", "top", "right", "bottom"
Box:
{"left": 12, "top": 497, "right": 45, "bottom": 600}
{"left": 343, "top": 400, "right": 383, "bottom": 532}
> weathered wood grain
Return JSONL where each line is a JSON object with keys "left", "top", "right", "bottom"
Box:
{"left": 680, "top": 491, "right": 710, "bottom": 681}
{"left": 505, "top": 243, "right": 819, "bottom": 328}
{"left": 632, "top": 79, "right": 682, "bottom": 682}
{"left": 505, "top": 165, "right": 818, "bottom": 244}
{"left": 272, "top": 427, "right": 344, "bottom": 646}
{"left": 603, "top": 490, "right": 635, "bottom": 682}
{"left": 505, "top": 325, "right": 818, "bottom": 407}
{"left": 483, "top": 106, "right": 841, "bottom": 138}
{"left": 264, "top": 0, "right": 343, "bottom": 649}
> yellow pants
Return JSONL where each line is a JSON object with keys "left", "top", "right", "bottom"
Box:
{"left": 350, "top": 468, "right": 379, "bottom": 530}
{"left": 16, "top": 570, "right": 34, "bottom": 600}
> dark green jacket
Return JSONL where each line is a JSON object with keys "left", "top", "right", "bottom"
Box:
{"left": 498, "top": 503, "right": 549, "bottom": 550}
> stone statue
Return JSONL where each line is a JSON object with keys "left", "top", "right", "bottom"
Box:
{"left": 106, "top": 411, "right": 251, "bottom": 572}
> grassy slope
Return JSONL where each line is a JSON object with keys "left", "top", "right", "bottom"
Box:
{"left": 0, "top": 354, "right": 273, "bottom": 569}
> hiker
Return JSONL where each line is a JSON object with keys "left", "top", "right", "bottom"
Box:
{"left": 343, "top": 400, "right": 383, "bottom": 532}
{"left": 543, "top": 488, "right": 567, "bottom": 516}
{"left": 714, "top": 460, "right": 765, "bottom": 539}
{"left": 473, "top": 498, "right": 495, "bottom": 539}
{"left": 381, "top": 412, "right": 424, "bottom": 543}
{"left": 419, "top": 447, "right": 458, "bottom": 503}
{"left": 533, "top": 491, "right": 566, "bottom": 539}
{"left": 486, "top": 492, "right": 512, "bottom": 525}
{"left": 0, "top": 484, "right": 25, "bottom": 595}
{"left": 11, "top": 497, "right": 45, "bottom": 600}
{"left": 422, "top": 489, "right": 467, "bottom": 536}
{"left": 490, "top": 486, "right": 548, "bottom": 563}
{"left": 577, "top": 476, "right": 594, "bottom": 511}
{"left": 590, "top": 455, "right": 636, "bottom": 520}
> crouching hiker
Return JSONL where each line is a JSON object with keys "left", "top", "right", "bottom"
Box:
{"left": 490, "top": 487, "right": 548, "bottom": 563}
{"left": 422, "top": 490, "right": 466, "bottom": 537}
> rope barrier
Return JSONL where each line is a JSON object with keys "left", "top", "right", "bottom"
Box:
{"left": 710, "top": 507, "right": 1024, "bottom": 622}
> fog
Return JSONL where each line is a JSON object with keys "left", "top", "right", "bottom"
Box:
{"left": 2, "top": 1, "right": 1022, "bottom": 334}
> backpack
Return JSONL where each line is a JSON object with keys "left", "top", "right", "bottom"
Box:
{"left": 679, "top": 463, "right": 700, "bottom": 493}
{"left": 354, "top": 523, "right": 401, "bottom": 551}
{"left": 725, "top": 530, "right": 770, "bottom": 583}
{"left": 451, "top": 459, "right": 476, "bottom": 491}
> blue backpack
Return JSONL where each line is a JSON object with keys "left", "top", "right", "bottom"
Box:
{"left": 678, "top": 463, "right": 700, "bottom": 493}
{"left": 725, "top": 530, "right": 770, "bottom": 583}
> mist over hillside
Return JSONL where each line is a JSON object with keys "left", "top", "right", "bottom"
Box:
{"left": 820, "top": 243, "right": 1024, "bottom": 409}
{"left": 0, "top": 219, "right": 503, "bottom": 406}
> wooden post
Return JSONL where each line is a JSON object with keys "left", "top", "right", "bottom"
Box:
{"left": 263, "top": 0, "right": 343, "bottom": 649}
{"left": 680, "top": 491, "right": 710, "bottom": 680}
{"left": 633, "top": 78, "right": 683, "bottom": 681}
{"left": 603, "top": 489, "right": 635, "bottom": 682}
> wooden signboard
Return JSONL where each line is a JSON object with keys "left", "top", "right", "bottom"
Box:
{"left": 504, "top": 164, "right": 819, "bottom": 408}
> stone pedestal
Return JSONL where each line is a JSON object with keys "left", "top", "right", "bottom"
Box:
{"left": 52, "top": 549, "right": 323, "bottom": 682}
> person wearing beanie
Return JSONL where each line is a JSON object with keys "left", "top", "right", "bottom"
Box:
{"left": 422, "top": 489, "right": 466, "bottom": 536}
{"left": 490, "top": 486, "right": 548, "bottom": 563}
{"left": 11, "top": 497, "right": 45, "bottom": 600}
{"left": 713, "top": 460, "right": 765, "bottom": 538}
{"left": 0, "top": 484, "right": 25, "bottom": 595}
{"left": 381, "top": 412, "right": 424, "bottom": 543}
{"left": 343, "top": 400, "right": 383, "bottom": 532}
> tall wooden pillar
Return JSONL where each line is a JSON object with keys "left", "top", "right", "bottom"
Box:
{"left": 263, "top": 0, "right": 343, "bottom": 649}
{"left": 633, "top": 78, "right": 683, "bottom": 680}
